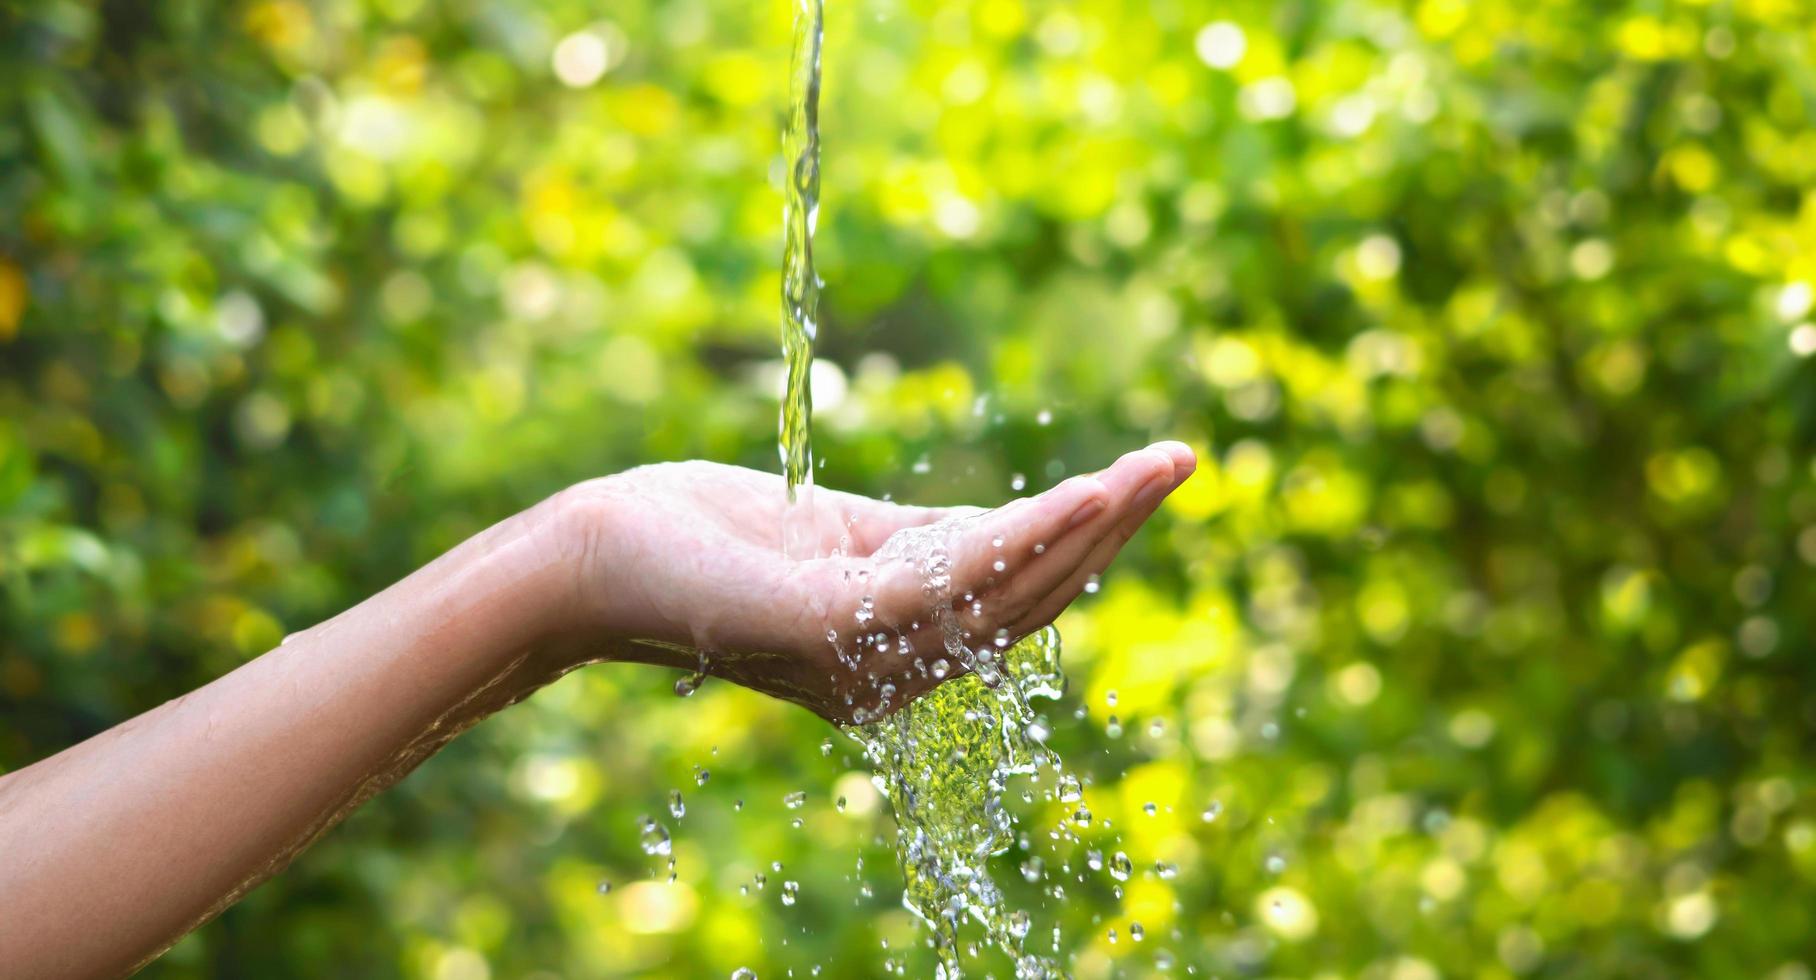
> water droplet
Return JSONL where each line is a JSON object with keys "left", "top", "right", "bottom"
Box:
{"left": 1109, "top": 851, "right": 1132, "bottom": 881}
{"left": 732, "top": 969, "right": 757, "bottom": 980}
{"left": 781, "top": 880, "right": 800, "bottom": 906}
{"left": 675, "top": 672, "right": 704, "bottom": 697}
{"left": 1011, "top": 473, "right": 1027, "bottom": 491}
{"left": 992, "top": 559, "right": 1006, "bottom": 572}
{"left": 1020, "top": 856, "right": 1045, "bottom": 883}
{"left": 1130, "top": 922, "right": 1145, "bottom": 942}
{"left": 835, "top": 795, "right": 848, "bottom": 812}
{"left": 1083, "top": 573, "right": 1101, "bottom": 594}
{"left": 1143, "top": 801, "right": 1157, "bottom": 816}
{"left": 1105, "top": 690, "right": 1118, "bottom": 707}
{"left": 1148, "top": 718, "right": 1166, "bottom": 737}
{"left": 784, "top": 791, "right": 807, "bottom": 809}
{"left": 1072, "top": 806, "right": 1092, "bottom": 827}
{"left": 1036, "top": 409, "right": 1053, "bottom": 426}
{"left": 930, "top": 659, "right": 950, "bottom": 679}
{"left": 1057, "top": 773, "right": 1082, "bottom": 803}
{"left": 639, "top": 817, "right": 672, "bottom": 857}
{"left": 1155, "top": 861, "right": 1178, "bottom": 880}
{"left": 695, "top": 766, "right": 710, "bottom": 786}
{"left": 1105, "top": 715, "right": 1123, "bottom": 738}
{"left": 1265, "top": 854, "right": 1286, "bottom": 874}
{"left": 1032, "top": 542, "right": 1046, "bottom": 555}
{"left": 596, "top": 880, "right": 613, "bottom": 895}
{"left": 669, "top": 790, "right": 686, "bottom": 820}
{"left": 1202, "top": 800, "right": 1223, "bottom": 822}
{"left": 1086, "top": 849, "right": 1104, "bottom": 872}
{"left": 1008, "top": 909, "right": 1032, "bottom": 939}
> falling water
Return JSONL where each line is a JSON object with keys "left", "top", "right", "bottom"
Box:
{"left": 778, "top": 0, "right": 824, "bottom": 561}
{"left": 847, "top": 623, "right": 1074, "bottom": 979}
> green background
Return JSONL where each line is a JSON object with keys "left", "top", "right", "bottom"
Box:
{"left": 4, "top": 0, "right": 1815, "bottom": 976}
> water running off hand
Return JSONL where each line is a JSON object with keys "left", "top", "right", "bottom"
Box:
{"left": 845, "top": 521, "right": 1079, "bottom": 979}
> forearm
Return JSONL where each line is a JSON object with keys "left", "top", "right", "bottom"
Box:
{"left": 0, "top": 498, "right": 586, "bottom": 978}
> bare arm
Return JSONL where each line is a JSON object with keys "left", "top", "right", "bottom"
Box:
{"left": 0, "top": 444, "right": 1193, "bottom": 978}
{"left": 0, "top": 501, "right": 588, "bottom": 977}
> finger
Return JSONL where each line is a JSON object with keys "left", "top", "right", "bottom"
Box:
{"left": 865, "top": 473, "right": 1108, "bottom": 630}
{"left": 820, "top": 489, "right": 983, "bottom": 556}
{"left": 956, "top": 445, "right": 1182, "bottom": 632}
{"left": 833, "top": 445, "right": 1196, "bottom": 719}
{"left": 1009, "top": 441, "right": 1196, "bottom": 635}
{"left": 942, "top": 473, "right": 1114, "bottom": 602}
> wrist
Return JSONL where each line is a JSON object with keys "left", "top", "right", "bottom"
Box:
{"left": 527, "top": 477, "right": 635, "bottom": 655}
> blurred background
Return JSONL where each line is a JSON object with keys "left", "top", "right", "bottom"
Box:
{"left": 4, "top": 0, "right": 1816, "bottom": 976}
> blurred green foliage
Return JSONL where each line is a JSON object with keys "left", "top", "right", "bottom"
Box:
{"left": 5, "top": 0, "right": 1816, "bottom": 976}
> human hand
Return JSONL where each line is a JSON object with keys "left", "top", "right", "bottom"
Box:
{"left": 545, "top": 443, "right": 1196, "bottom": 723}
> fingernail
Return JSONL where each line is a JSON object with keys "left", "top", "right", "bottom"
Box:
{"left": 1067, "top": 499, "right": 1106, "bottom": 529}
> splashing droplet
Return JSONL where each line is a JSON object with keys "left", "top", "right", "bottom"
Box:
{"left": 1109, "top": 851, "right": 1132, "bottom": 882}
{"left": 1020, "top": 856, "right": 1044, "bottom": 883}
{"left": 639, "top": 817, "right": 672, "bottom": 857}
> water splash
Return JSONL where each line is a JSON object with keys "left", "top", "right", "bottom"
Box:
{"left": 845, "top": 627, "right": 1073, "bottom": 979}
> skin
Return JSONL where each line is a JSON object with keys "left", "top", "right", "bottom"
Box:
{"left": 0, "top": 442, "right": 1194, "bottom": 978}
